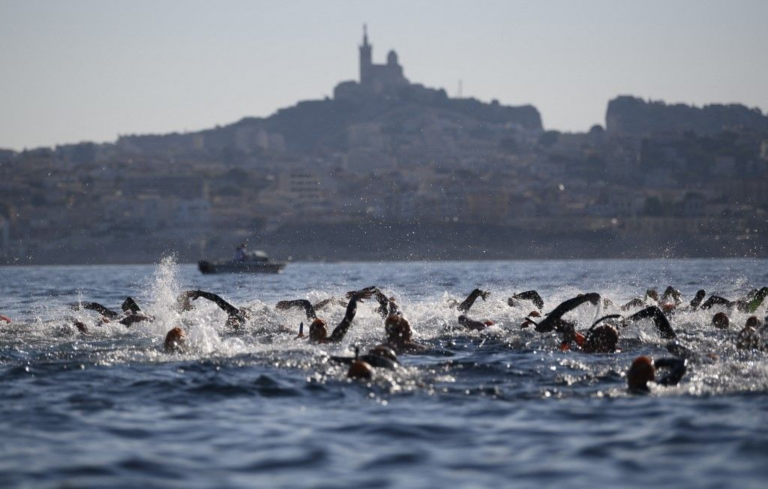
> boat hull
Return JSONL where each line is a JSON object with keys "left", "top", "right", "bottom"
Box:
{"left": 198, "top": 260, "right": 286, "bottom": 274}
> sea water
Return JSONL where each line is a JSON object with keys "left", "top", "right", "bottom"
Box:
{"left": 1, "top": 259, "right": 768, "bottom": 488}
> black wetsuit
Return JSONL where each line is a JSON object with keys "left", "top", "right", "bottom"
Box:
{"left": 535, "top": 293, "right": 601, "bottom": 333}
{"left": 508, "top": 290, "right": 544, "bottom": 310}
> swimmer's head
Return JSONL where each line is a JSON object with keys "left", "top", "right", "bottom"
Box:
{"left": 528, "top": 310, "right": 541, "bottom": 318}
{"left": 646, "top": 289, "right": 659, "bottom": 302}
{"left": 347, "top": 359, "right": 373, "bottom": 380}
{"left": 309, "top": 318, "right": 328, "bottom": 342}
{"left": 627, "top": 356, "right": 655, "bottom": 391}
{"left": 385, "top": 315, "right": 412, "bottom": 344}
{"left": 369, "top": 345, "right": 398, "bottom": 363}
{"left": 584, "top": 324, "right": 619, "bottom": 353}
{"left": 712, "top": 312, "right": 730, "bottom": 330}
{"left": 164, "top": 327, "right": 186, "bottom": 353}
{"left": 746, "top": 316, "right": 760, "bottom": 328}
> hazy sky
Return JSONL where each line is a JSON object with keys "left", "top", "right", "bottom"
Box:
{"left": 1, "top": 0, "right": 767, "bottom": 150}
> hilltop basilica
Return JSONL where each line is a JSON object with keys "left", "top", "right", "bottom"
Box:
{"left": 334, "top": 26, "right": 419, "bottom": 101}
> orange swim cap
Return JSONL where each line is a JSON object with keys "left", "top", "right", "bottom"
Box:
{"left": 347, "top": 360, "right": 373, "bottom": 380}
{"left": 164, "top": 327, "right": 186, "bottom": 353}
{"left": 627, "top": 356, "right": 655, "bottom": 390}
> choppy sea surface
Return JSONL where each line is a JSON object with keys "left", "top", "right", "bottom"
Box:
{"left": 1, "top": 259, "right": 768, "bottom": 488}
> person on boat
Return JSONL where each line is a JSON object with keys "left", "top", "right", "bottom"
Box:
{"left": 302, "top": 288, "right": 374, "bottom": 344}
{"left": 626, "top": 356, "right": 687, "bottom": 393}
{"left": 234, "top": 244, "right": 247, "bottom": 262}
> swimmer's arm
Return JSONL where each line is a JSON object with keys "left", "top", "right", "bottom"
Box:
{"left": 654, "top": 358, "right": 687, "bottom": 387}
{"left": 372, "top": 289, "right": 391, "bottom": 318}
{"left": 746, "top": 287, "right": 768, "bottom": 313}
{"left": 457, "top": 289, "right": 490, "bottom": 312}
{"left": 625, "top": 306, "right": 676, "bottom": 339}
{"left": 536, "top": 293, "right": 600, "bottom": 333}
{"left": 328, "top": 289, "right": 374, "bottom": 343}
{"left": 700, "top": 295, "right": 732, "bottom": 310}
{"left": 121, "top": 297, "right": 142, "bottom": 314}
{"left": 312, "top": 298, "right": 336, "bottom": 312}
{"left": 73, "top": 302, "right": 119, "bottom": 319}
{"left": 620, "top": 298, "right": 645, "bottom": 311}
{"left": 511, "top": 290, "right": 544, "bottom": 310}
{"left": 276, "top": 299, "right": 317, "bottom": 320}
{"left": 689, "top": 290, "right": 706, "bottom": 310}
{"left": 194, "top": 291, "right": 240, "bottom": 317}
{"left": 118, "top": 313, "right": 151, "bottom": 327}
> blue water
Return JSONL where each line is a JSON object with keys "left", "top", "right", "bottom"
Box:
{"left": 1, "top": 259, "right": 768, "bottom": 488}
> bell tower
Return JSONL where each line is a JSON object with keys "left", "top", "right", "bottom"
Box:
{"left": 359, "top": 24, "right": 372, "bottom": 84}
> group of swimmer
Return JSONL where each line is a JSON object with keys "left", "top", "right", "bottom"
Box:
{"left": 4, "top": 284, "right": 766, "bottom": 395}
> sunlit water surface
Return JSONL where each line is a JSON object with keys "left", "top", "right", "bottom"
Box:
{"left": 1, "top": 259, "right": 768, "bottom": 488}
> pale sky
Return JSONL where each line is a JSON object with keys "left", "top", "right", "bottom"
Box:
{"left": 1, "top": 0, "right": 767, "bottom": 150}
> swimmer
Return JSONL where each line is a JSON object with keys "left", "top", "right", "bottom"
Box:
{"left": 347, "top": 359, "right": 374, "bottom": 380}
{"left": 626, "top": 356, "right": 687, "bottom": 393}
{"left": 712, "top": 311, "right": 730, "bottom": 329}
{"left": 736, "top": 316, "right": 763, "bottom": 351}
{"left": 532, "top": 293, "right": 601, "bottom": 334}
{"left": 305, "top": 288, "right": 374, "bottom": 344}
{"left": 557, "top": 314, "right": 620, "bottom": 353}
{"left": 0, "top": 314, "right": 11, "bottom": 324}
{"left": 621, "top": 288, "right": 659, "bottom": 311}
{"left": 186, "top": 290, "right": 248, "bottom": 329}
{"left": 344, "top": 286, "right": 399, "bottom": 318}
{"left": 688, "top": 289, "right": 707, "bottom": 311}
{"left": 623, "top": 306, "right": 677, "bottom": 339}
{"left": 447, "top": 288, "right": 490, "bottom": 312}
{"left": 330, "top": 345, "right": 400, "bottom": 371}
{"left": 457, "top": 314, "right": 495, "bottom": 331}
{"left": 700, "top": 287, "right": 768, "bottom": 313}
{"left": 381, "top": 314, "right": 427, "bottom": 354}
{"left": 72, "top": 321, "right": 88, "bottom": 334}
{"left": 507, "top": 290, "right": 544, "bottom": 310}
{"left": 164, "top": 327, "right": 186, "bottom": 353}
{"left": 548, "top": 303, "right": 676, "bottom": 353}
{"left": 276, "top": 296, "right": 349, "bottom": 321}
{"left": 72, "top": 297, "right": 153, "bottom": 327}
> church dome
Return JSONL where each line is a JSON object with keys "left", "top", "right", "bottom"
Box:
{"left": 387, "top": 50, "right": 399, "bottom": 65}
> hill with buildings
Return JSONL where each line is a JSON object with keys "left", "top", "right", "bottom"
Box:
{"left": 1, "top": 28, "right": 767, "bottom": 264}
{"left": 606, "top": 95, "right": 768, "bottom": 137}
{"left": 117, "top": 26, "right": 542, "bottom": 158}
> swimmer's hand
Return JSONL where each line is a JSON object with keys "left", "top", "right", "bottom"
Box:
{"left": 348, "top": 288, "right": 375, "bottom": 301}
{"left": 480, "top": 290, "right": 490, "bottom": 301}
{"left": 346, "top": 286, "right": 377, "bottom": 299}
